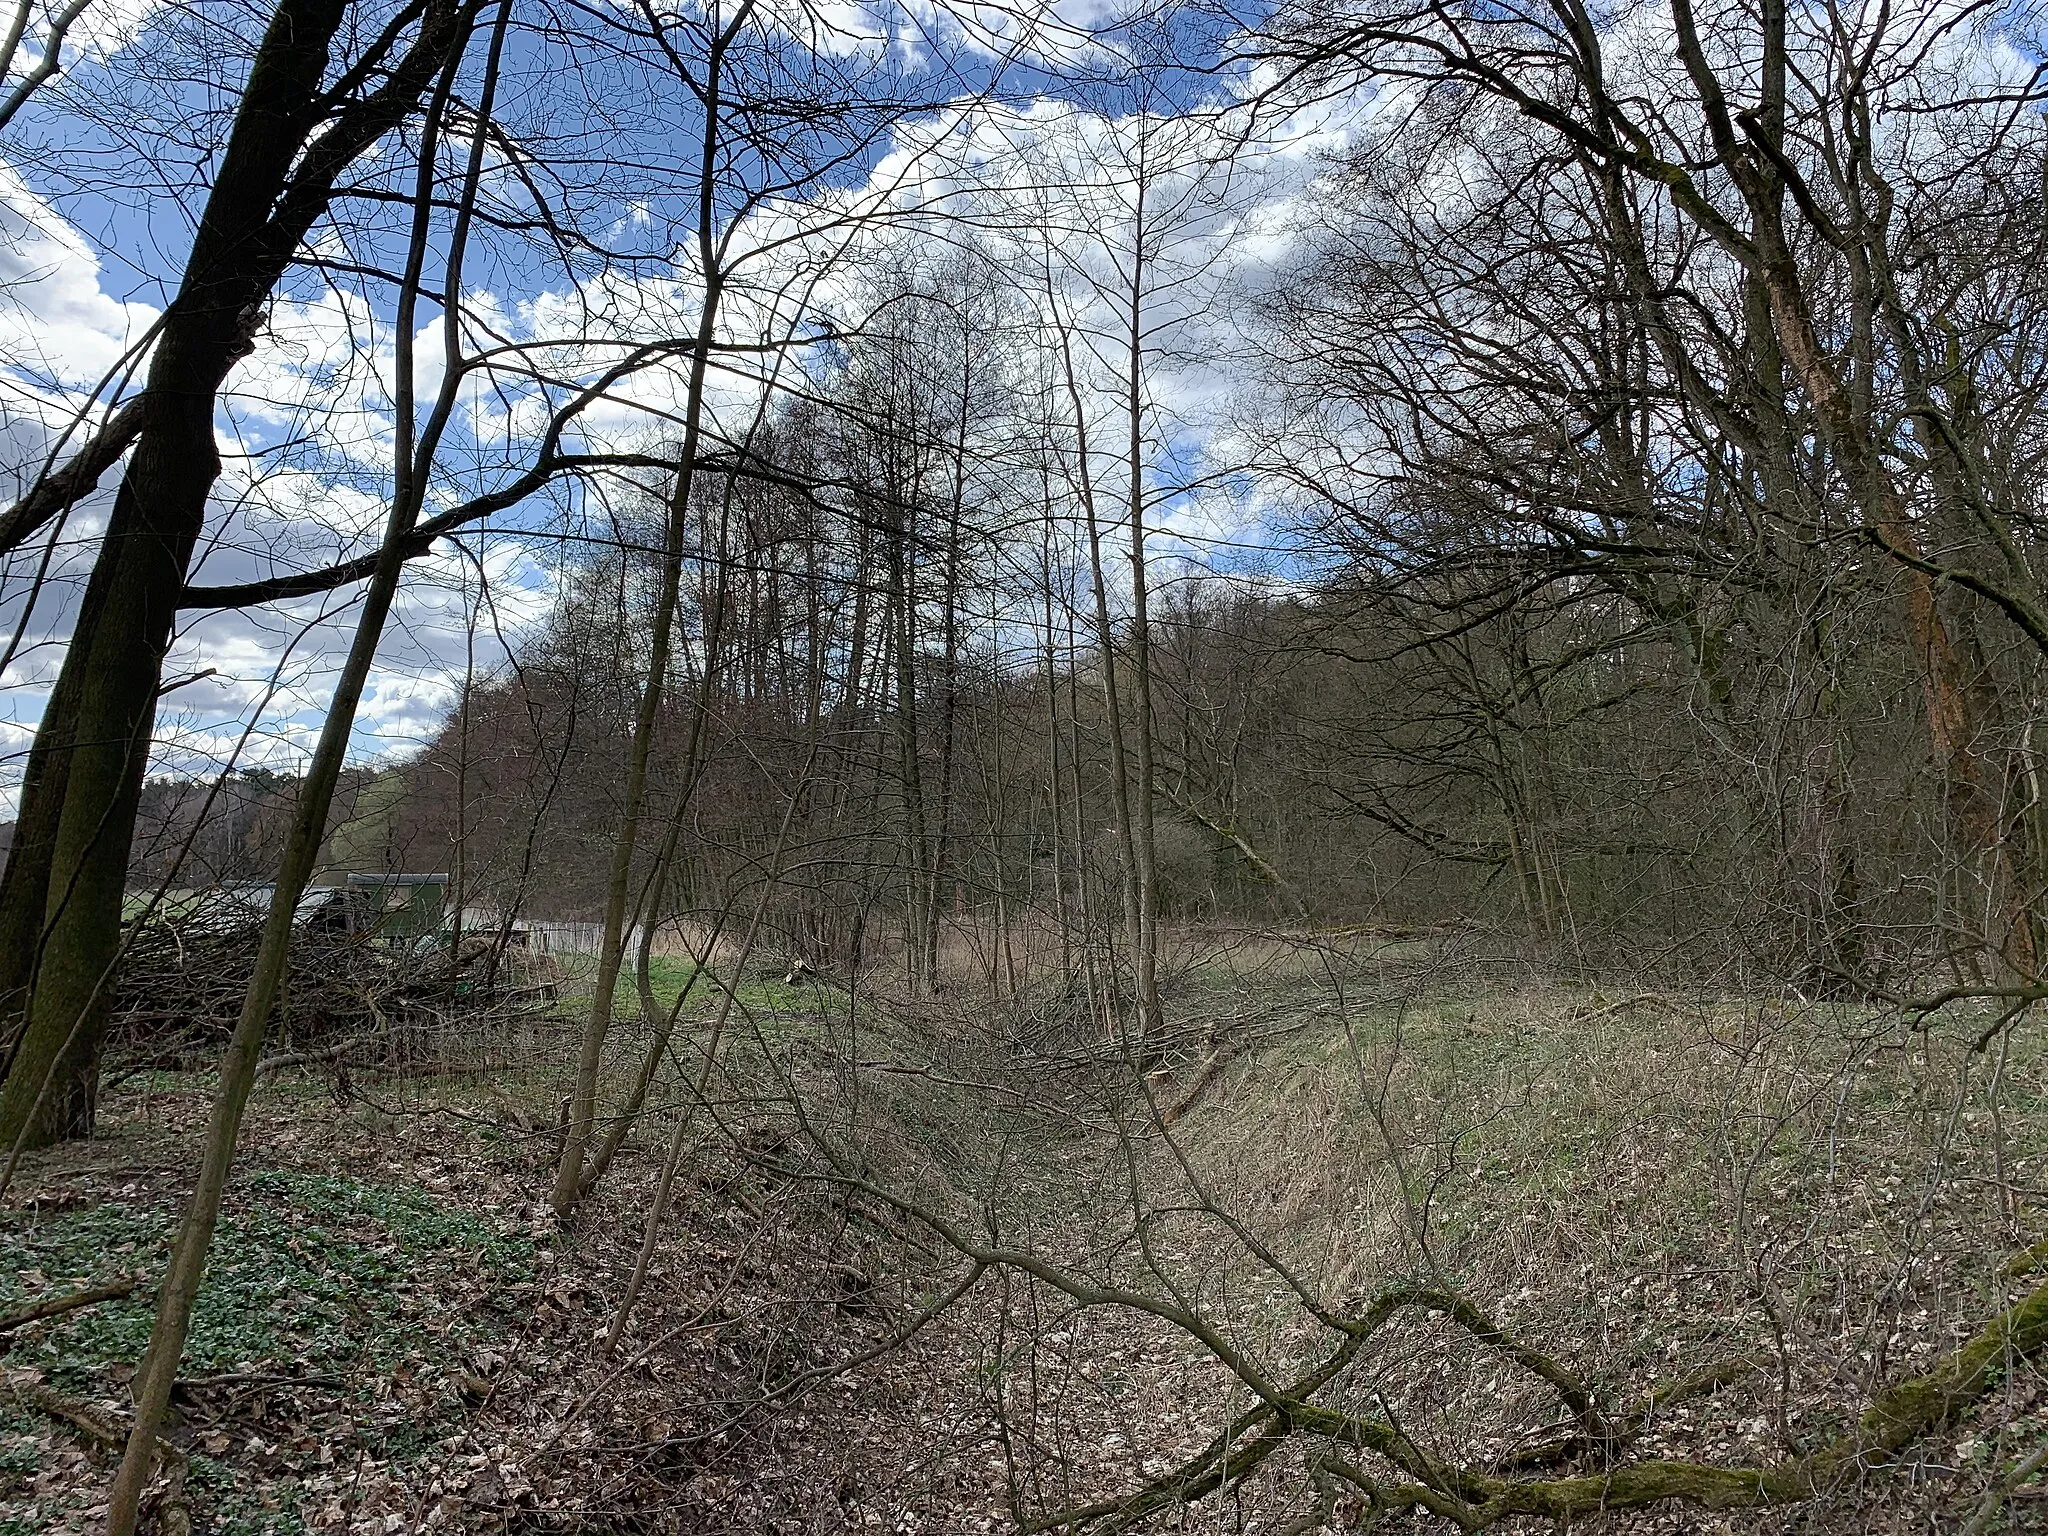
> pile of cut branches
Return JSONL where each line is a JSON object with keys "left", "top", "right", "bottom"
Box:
{"left": 107, "top": 917, "right": 559, "bottom": 1075}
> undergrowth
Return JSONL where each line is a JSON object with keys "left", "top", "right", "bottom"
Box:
{"left": 1, "top": 1167, "right": 535, "bottom": 1534}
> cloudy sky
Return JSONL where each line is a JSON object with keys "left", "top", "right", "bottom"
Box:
{"left": 0, "top": 0, "right": 1356, "bottom": 809}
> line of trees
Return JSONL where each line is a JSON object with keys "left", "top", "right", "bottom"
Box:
{"left": 5, "top": 0, "right": 2048, "bottom": 1523}
{"left": 9, "top": 0, "right": 2044, "bottom": 1222}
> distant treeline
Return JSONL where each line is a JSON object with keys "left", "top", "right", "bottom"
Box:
{"left": 128, "top": 539, "right": 1962, "bottom": 995}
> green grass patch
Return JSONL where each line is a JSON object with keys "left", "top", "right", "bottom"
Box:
{"left": 548, "top": 952, "right": 703, "bottom": 1018}
{"left": 550, "top": 952, "right": 825, "bottom": 1026}
{"left": 728, "top": 974, "right": 813, "bottom": 1014}
{"left": 634, "top": 955, "right": 705, "bottom": 1013}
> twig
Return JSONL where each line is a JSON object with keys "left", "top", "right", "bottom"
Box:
{"left": 1963, "top": 1440, "right": 2048, "bottom": 1536}
{"left": 254, "top": 1034, "right": 380, "bottom": 1076}
{"left": 175, "top": 1369, "right": 345, "bottom": 1391}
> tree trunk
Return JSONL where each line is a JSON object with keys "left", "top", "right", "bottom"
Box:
{"left": 0, "top": 0, "right": 464, "bottom": 1151}
{"left": 0, "top": 352, "right": 258, "bottom": 1150}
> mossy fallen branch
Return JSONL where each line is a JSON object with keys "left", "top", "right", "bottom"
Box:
{"left": 3, "top": 1369, "right": 129, "bottom": 1447}
{"left": 2004, "top": 1233, "right": 2048, "bottom": 1279}
{"left": 1043, "top": 1255, "right": 2048, "bottom": 1531}
{"left": 1498, "top": 1353, "right": 1768, "bottom": 1471}
{"left": 825, "top": 1160, "right": 2048, "bottom": 1532}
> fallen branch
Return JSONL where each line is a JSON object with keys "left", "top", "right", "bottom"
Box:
{"left": 2005, "top": 1235, "right": 2048, "bottom": 1279}
{"left": 5, "top": 1366, "right": 191, "bottom": 1532}
{"left": 1157, "top": 1031, "right": 1236, "bottom": 1127}
{"left": 1964, "top": 1440, "right": 2048, "bottom": 1536}
{"left": 254, "top": 1034, "right": 381, "bottom": 1076}
{"left": 1499, "top": 1354, "right": 1767, "bottom": 1471}
{"left": 1038, "top": 1252, "right": 2048, "bottom": 1531}
{"left": 0, "top": 1274, "right": 142, "bottom": 1336}
{"left": 1572, "top": 992, "right": 1677, "bottom": 1023}
{"left": 4, "top": 1370, "right": 128, "bottom": 1447}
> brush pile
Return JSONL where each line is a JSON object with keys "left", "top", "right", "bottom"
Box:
{"left": 106, "top": 897, "right": 560, "bottom": 1074}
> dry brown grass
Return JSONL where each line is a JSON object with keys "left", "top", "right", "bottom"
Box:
{"left": 794, "top": 935, "right": 2048, "bottom": 1532}
{"left": 9, "top": 929, "right": 2045, "bottom": 1534}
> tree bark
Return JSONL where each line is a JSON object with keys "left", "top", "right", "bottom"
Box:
{"left": 0, "top": 0, "right": 473, "bottom": 1152}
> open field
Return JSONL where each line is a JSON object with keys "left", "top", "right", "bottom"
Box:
{"left": 7, "top": 933, "right": 2047, "bottom": 1533}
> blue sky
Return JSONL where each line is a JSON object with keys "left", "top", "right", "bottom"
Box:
{"left": 0, "top": 0, "right": 1350, "bottom": 807}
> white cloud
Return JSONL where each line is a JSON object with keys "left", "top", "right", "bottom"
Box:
{"left": 0, "top": 160, "right": 157, "bottom": 415}
{"left": 0, "top": 29, "right": 1375, "bottom": 817}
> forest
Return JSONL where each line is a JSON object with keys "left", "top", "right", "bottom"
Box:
{"left": 4, "top": 0, "right": 2048, "bottom": 1530}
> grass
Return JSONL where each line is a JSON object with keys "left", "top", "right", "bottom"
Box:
{"left": 787, "top": 950, "right": 2048, "bottom": 1531}
{"left": 1159, "top": 976, "right": 2048, "bottom": 1382}
{"left": 19, "top": 933, "right": 2038, "bottom": 1533}
{"left": 549, "top": 951, "right": 824, "bottom": 1026}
